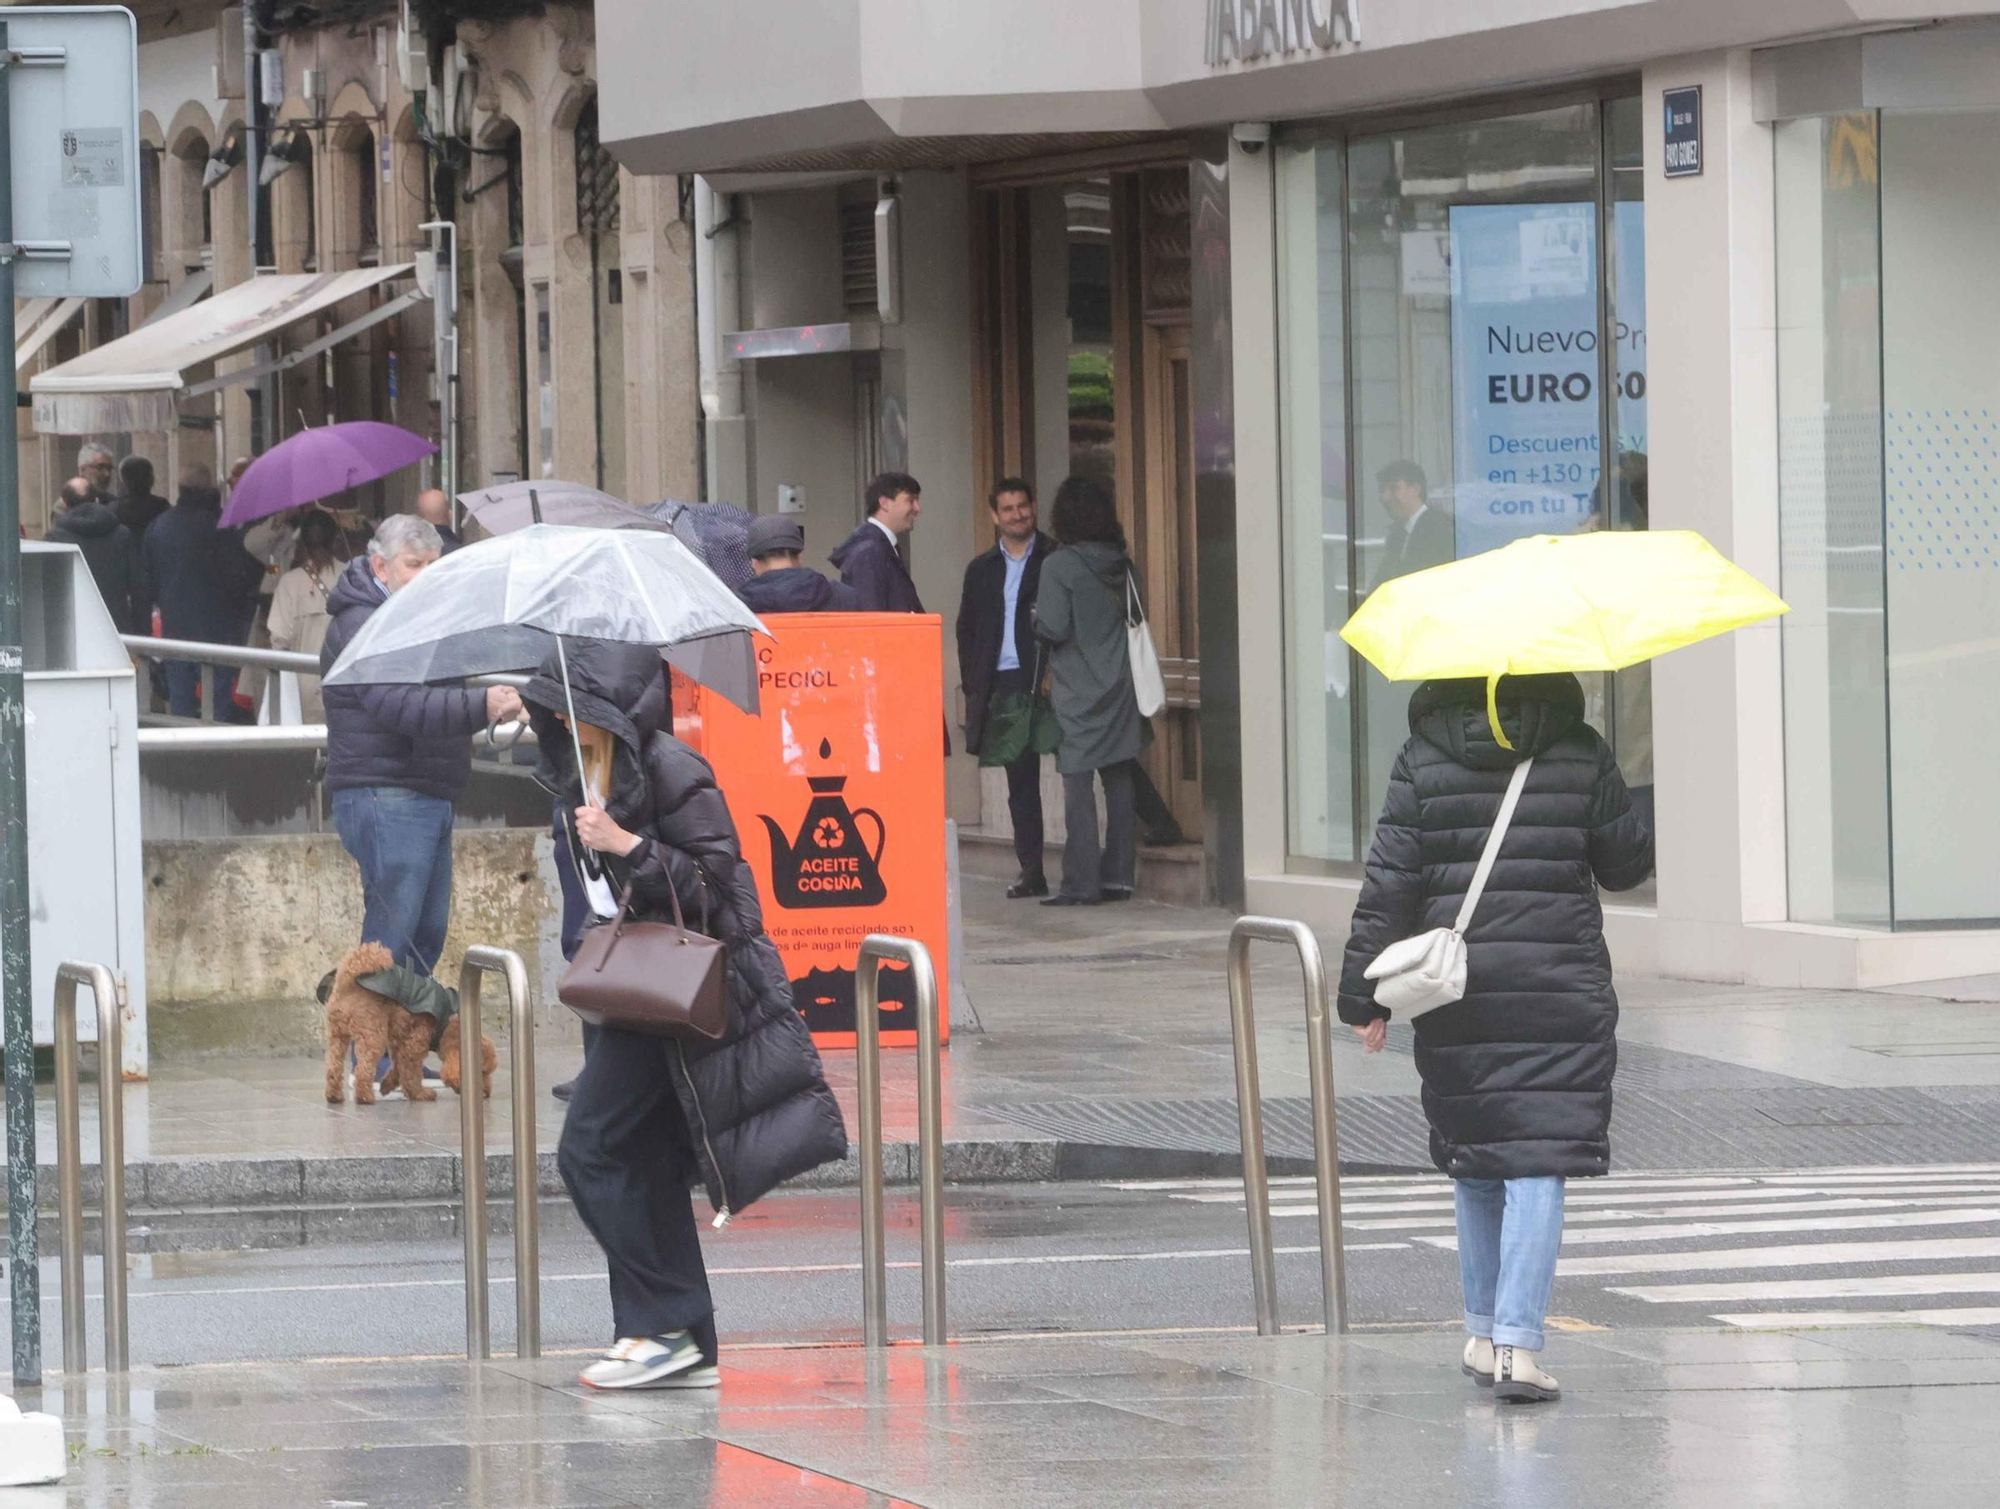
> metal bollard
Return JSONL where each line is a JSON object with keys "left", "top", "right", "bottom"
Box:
{"left": 1225, "top": 917, "right": 1348, "bottom": 1337}
{"left": 52, "top": 962, "right": 128, "bottom": 1373}
{"left": 854, "top": 935, "right": 946, "bottom": 1348}
{"left": 457, "top": 946, "right": 540, "bottom": 1360}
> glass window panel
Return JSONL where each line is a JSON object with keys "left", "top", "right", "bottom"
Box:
{"left": 1776, "top": 113, "right": 1891, "bottom": 926}
{"left": 1345, "top": 104, "right": 1602, "bottom": 837}
{"left": 1604, "top": 95, "right": 1653, "bottom": 837}
{"left": 1276, "top": 138, "right": 1353, "bottom": 861}
{"left": 1878, "top": 109, "right": 2000, "bottom": 925}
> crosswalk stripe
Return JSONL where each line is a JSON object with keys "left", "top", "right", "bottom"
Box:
{"left": 1607, "top": 1273, "right": 2000, "bottom": 1304}
{"left": 1420, "top": 1207, "right": 2000, "bottom": 1250}
{"left": 1271, "top": 1185, "right": 2000, "bottom": 1218}
{"left": 1557, "top": 1236, "right": 2000, "bottom": 1277}
{"left": 1336, "top": 1196, "right": 2000, "bottom": 1230}
{"left": 1715, "top": 1307, "right": 2000, "bottom": 1330}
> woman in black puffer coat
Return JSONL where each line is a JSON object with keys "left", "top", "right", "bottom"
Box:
{"left": 524, "top": 639, "right": 847, "bottom": 1391}
{"left": 1339, "top": 672, "right": 1651, "bottom": 1404}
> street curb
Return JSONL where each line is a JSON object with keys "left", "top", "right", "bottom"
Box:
{"left": 23, "top": 1139, "right": 1434, "bottom": 1219}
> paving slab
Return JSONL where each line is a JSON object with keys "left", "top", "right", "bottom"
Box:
{"left": 9, "top": 1324, "right": 1997, "bottom": 1508}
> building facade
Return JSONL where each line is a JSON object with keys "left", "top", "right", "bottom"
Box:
{"left": 596, "top": 0, "right": 2000, "bottom": 988}
{"left": 17, "top": 0, "right": 697, "bottom": 535}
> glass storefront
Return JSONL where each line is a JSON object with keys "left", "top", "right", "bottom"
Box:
{"left": 1777, "top": 108, "right": 2000, "bottom": 928}
{"left": 1276, "top": 94, "right": 1648, "bottom": 866}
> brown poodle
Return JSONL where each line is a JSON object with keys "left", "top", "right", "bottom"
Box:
{"left": 322, "top": 943, "right": 495, "bottom": 1105}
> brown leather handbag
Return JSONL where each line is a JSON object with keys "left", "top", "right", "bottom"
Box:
{"left": 557, "top": 872, "right": 729, "bottom": 1041}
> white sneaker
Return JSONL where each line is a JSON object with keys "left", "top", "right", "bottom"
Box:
{"left": 650, "top": 1364, "right": 719, "bottom": 1391}
{"left": 578, "top": 1333, "right": 703, "bottom": 1391}
{"left": 1462, "top": 1336, "right": 1495, "bottom": 1387}
{"left": 1493, "top": 1345, "right": 1560, "bottom": 1404}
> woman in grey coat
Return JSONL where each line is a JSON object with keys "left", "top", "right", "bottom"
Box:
{"left": 1033, "top": 476, "right": 1145, "bottom": 906}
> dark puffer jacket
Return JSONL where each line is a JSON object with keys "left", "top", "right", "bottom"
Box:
{"left": 46, "top": 500, "right": 144, "bottom": 634}
{"left": 738, "top": 565, "right": 859, "bottom": 615}
{"left": 319, "top": 555, "right": 486, "bottom": 800}
{"left": 525, "top": 639, "right": 847, "bottom": 1216}
{"left": 1337, "top": 674, "right": 1652, "bottom": 1181}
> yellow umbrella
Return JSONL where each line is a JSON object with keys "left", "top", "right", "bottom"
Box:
{"left": 1339, "top": 530, "right": 1787, "bottom": 749}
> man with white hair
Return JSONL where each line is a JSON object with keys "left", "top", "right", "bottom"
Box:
{"left": 75, "top": 441, "right": 117, "bottom": 506}
{"left": 321, "top": 515, "right": 523, "bottom": 1008}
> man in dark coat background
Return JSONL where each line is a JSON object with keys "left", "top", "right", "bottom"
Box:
{"left": 46, "top": 476, "right": 144, "bottom": 634}
{"left": 140, "top": 466, "right": 267, "bottom": 718}
{"left": 830, "top": 470, "right": 925, "bottom": 613}
{"left": 1373, "top": 460, "right": 1456, "bottom": 588}
{"left": 114, "top": 454, "right": 170, "bottom": 538}
{"left": 738, "top": 515, "right": 857, "bottom": 614}
{"left": 957, "top": 477, "right": 1056, "bottom": 897}
{"left": 321, "top": 514, "right": 523, "bottom": 982}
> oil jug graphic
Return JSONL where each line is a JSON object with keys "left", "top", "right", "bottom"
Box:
{"left": 759, "top": 738, "right": 888, "bottom": 908}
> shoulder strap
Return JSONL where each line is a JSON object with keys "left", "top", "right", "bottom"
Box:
{"left": 1453, "top": 756, "right": 1533, "bottom": 935}
{"left": 1124, "top": 568, "right": 1146, "bottom": 627}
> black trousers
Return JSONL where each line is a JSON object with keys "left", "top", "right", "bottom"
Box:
{"left": 986, "top": 669, "right": 1047, "bottom": 877}
{"left": 557, "top": 1025, "right": 718, "bottom": 1356}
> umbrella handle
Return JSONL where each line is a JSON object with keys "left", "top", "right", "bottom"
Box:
{"left": 1486, "top": 674, "right": 1515, "bottom": 752}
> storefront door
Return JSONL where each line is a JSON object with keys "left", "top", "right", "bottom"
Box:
{"left": 1140, "top": 320, "right": 1201, "bottom": 835}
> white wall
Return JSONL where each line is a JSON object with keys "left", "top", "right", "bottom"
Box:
{"left": 1879, "top": 109, "right": 2000, "bottom": 921}
{"left": 139, "top": 29, "right": 231, "bottom": 143}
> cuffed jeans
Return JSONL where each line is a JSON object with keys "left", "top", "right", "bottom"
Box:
{"left": 1059, "top": 763, "right": 1135, "bottom": 900}
{"left": 558, "top": 1026, "right": 718, "bottom": 1355}
{"left": 1454, "top": 1176, "right": 1566, "bottom": 1351}
{"left": 331, "top": 787, "right": 456, "bottom": 975}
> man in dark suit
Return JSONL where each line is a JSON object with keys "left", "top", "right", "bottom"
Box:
{"left": 830, "top": 471, "right": 925, "bottom": 613}
{"left": 957, "top": 478, "right": 1056, "bottom": 898}
{"left": 1373, "top": 460, "right": 1455, "bottom": 588}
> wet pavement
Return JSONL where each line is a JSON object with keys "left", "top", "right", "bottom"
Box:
{"left": 32, "top": 878, "right": 2000, "bottom": 1210}
{"left": 12, "top": 1323, "right": 1996, "bottom": 1508}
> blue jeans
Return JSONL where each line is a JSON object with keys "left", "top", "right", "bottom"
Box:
{"left": 1455, "top": 1176, "right": 1566, "bottom": 1351}
{"left": 332, "top": 787, "right": 456, "bottom": 976}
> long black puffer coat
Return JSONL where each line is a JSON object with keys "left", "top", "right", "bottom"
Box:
{"left": 1337, "top": 673, "right": 1653, "bottom": 1181}
{"left": 524, "top": 639, "right": 847, "bottom": 1217}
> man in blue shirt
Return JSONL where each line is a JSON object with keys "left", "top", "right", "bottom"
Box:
{"left": 957, "top": 479, "right": 1057, "bottom": 897}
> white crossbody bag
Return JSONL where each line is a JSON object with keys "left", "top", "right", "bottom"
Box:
{"left": 1363, "top": 757, "right": 1533, "bottom": 1019}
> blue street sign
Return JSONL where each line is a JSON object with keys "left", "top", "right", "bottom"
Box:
{"left": 1663, "top": 86, "right": 1702, "bottom": 178}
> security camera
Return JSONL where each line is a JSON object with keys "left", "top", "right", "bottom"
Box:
{"left": 1232, "top": 121, "right": 1271, "bottom": 154}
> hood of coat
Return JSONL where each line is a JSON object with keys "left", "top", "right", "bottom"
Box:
{"left": 1408, "top": 672, "right": 1584, "bottom": 770}
{"left": 324, "top": 553, "right": 387, "bottom": 619}
{"left": 523, "top": 639, "right": 671, "bottom": 813}
{"left": 1059, "top": 539, "right": 1130, "bottom": 592}
{"left": 50, "top": 499, "right": 122, "bottom": 540}
{"left": 827, "top": 521, "right": 890, "bottom": 572}
{"left": 740, "top": 565, "right": 841, "bottom": 613}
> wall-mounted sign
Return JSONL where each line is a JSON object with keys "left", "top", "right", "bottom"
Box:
{"left": 1663, "top": 86, "right": 1702, "bottom": 178}
{"left": 1206, "top": 0, "right": 1358, "bottom": 67}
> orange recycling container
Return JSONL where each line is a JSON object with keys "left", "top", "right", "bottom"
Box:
{"left": 675, "top": 612, "right": 949, "bottom": 1049}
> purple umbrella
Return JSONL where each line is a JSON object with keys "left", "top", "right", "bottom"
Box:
{"left": 219, "top": 421, "right": 438, "bottom": 527}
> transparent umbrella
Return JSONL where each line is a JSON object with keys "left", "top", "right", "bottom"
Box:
{"left": 322, "top": 525, "right": 772, "bottom": 755}
{"left": 457, "top": 480, "right": 671, "bottom": 537}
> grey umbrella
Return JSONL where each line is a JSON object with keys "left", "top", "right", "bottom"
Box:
{"left": 323, "top": 524, "right": 771, "bottom": 739}
{"left": 458, "top": 480, "right": 674, "bottom": 537}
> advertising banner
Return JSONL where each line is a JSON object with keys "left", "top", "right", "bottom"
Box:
{"left": 679, "top": 613, "right": 949, "bottom": 1049}
{"left": 1447, "top": 202, "right": 1647, "bottom": 557}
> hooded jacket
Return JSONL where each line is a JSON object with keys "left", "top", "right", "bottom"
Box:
{"left": 318, "top": 555, "right": 487, "bottom": 801}
{"left": 46, "top": 499, "right": 144, "bottom": 634}
{"left": 738, "top": 564, "right": 859, "bottom": 616}
{"left": 525, "top": 639, "right": 847, "bottom": 1217}
{"left": 139, "top": 486, "right": 264, "bottom": 645}
{"left": 829, "top": 520, "right": 923, "bottom": 614}
{"left": 1337, "top": 673, "right": 1653, "bottom": 1181}
{"left": 1032, "top": 540, "right": 1145, "bottom": 776}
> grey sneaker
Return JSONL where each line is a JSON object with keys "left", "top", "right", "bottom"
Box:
{"left": 650, "top": 1364, "right": 719, "bottom": 1391}
{"left": 578, "top": 1332, "right": 703, "bottom": 1390}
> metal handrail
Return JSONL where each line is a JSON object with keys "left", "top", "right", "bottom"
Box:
{"left": 135, "top": 720, "right": 538, "bottom": 753}
{"left": 854, "top": 935, "right": 946, "bottom": 1347}
{"left": 457, "top": 945, "right": 540, "bottom": 1360}
{"left": 1226, "top": 916, "right": 1348, "bottom": 1336}
{"left": 120, "top": 633, "right": 532, "bottom": 690}
{"left": 52, "top": 962, "right": 128, "bottom": 1373}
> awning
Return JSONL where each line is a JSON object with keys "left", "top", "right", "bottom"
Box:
{"left": 15, "top": 296, "right": 83, "bottom": 373}
{"left": 30, "top": 265, "right": 420, "bottom": 434}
